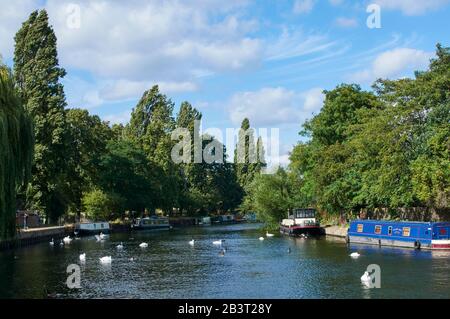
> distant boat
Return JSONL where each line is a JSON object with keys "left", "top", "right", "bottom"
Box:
{"left": 75, "top": 222, "right": 110, "bottom": 235}
{"left": 131, "top": 216, "right": 170, "bottom": 231}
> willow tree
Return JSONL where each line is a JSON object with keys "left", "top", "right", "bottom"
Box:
{"left": 0, "top": 65, "right": 33, "bottom": 239}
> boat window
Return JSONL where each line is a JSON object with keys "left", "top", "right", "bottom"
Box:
{"left": 357, "top": 224, "right": 363, "bottom": 233}
{"left": 402, "top": 227, "right": 411, "bottom": 237}
{"left": 388, "top": 226, "right": 392, "bottom": 236}
{"left": 374, "top": 225, "right": 382, "bottom": 234}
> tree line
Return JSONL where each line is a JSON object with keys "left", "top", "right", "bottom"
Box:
{"left": 242, "top": 44, "right": 449, "bottom": 225}
{"left": 0, "top": 10, "right": 265, "bottom": 239}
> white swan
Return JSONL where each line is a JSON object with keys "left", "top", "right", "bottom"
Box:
{"left": 139, "top": 242, "right": 148, "bottom": 248}
{"left": 259, "top": 237, "right": 265, "bottom": 241}
{"left": 99, "top": 232, "right": 108, "bottom": 240}
{"left": 63, "top": 236, "right": 72, "bottom": 244}
{"left": 189, "top": 239, "right": 195, "bottom": 246}
{"left": 49, "top": 238, "right": 54, "bottom": 246}
{"left": 266, "top": 231, "right": 274, "bottom": 237}
{"left": 79, "top": 253, "right": 86, "bottom": 262}
{"left": 350, "top": 252, "right": 360, "bottom": 258}
{"left": 99, "top": 256, "right": 112, "bottom": 264}
{"left": 361, "top": 271, "right": 372, "bottom": 285}
{"left": 59, "top": 240, "right": 64, "bottom": 246}
{"left": 116, "top": 242, "right": 124, "bottom": 249}
{"left": 212, "top": 240, "right": 224, "bottom": 245}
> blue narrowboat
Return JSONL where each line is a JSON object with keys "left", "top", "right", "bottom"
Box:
{"left": 348, "top": 220, "right": 450, "bottom": 250}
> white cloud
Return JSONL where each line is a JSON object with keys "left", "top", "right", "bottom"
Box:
{"left": 335, "top": 17, "right": 358, "bottom": 28}
{"left": 265, "top": 28, "right": 338, "bottom": 61}
{"left": 349, "top": 48, "right": 433, "bottom": 83}
{"left": 293, "top": 0, "right": 316, "bottom": 14}
{"left": 99, "top": 80, "right": 198, "bottom": 102}
{"left": 0, "top": 0, "right": 37, "bottom": 58}
{"left": 374, "top": 0, "right": 450, "bottom": 15}
{"left": 43, "top": 0, "right": 261, "bottom": 83}
{"left": 227, "top": 87, "right": 324, "bottom": 127}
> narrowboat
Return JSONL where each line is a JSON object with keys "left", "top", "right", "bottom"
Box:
{"left": 131, "top": 216, "right": 170, "bottom": 231}
{"left": 348, "top": 220, "right": 450, "bottom": 250}
{"left": 280, "top": 208, "right": 324, "bottom": 237}
{"left": 75, "top": 222, "right": 110, "bottom": 235}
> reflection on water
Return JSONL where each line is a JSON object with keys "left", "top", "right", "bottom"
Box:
{"left": 0, "top": 223, "right": 449, "bottom": 299}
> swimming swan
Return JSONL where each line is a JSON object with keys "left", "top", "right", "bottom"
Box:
{"left": 139, "top": 242, "right": 148, "bottom": 248}
{"left": 79, "top": 253, "right": 86, "bottom": 262}
{"left": 259, "top": 237, "right": 265, "bottom": 241}
{"left": 266, "top": 232, "right": 274, "bottom": 237}
{"left": 350, "top": 252, "right": 360, "bottom": 258}
{"left": 189, "top": 239, "right": 195, "bottom": 246}
{"left": 212, "top": 240, "right": 224, "bottom": 245}
{"left": 99, "top": 256, "right": 112, "bottom": 264}
{"left": 63, "top": 236, "right": 72, "bottom": 244}
{"left": 360, "top": 271, "right": 372, "bottom": 285}
{"left": 116, "top": 242, "right": 124, "bottom": 249}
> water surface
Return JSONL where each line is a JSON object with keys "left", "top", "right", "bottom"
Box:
{"left": 1, "top": 223, "right": 449, "bottom": 298}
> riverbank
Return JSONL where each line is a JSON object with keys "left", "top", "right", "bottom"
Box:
{"left": 323, "top": 225, "right": 348, "bottom": 238}
{"left": 0, "top": 225, "right": 72, "bottom": 251}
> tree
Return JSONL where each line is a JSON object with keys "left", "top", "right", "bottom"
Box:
{"left": 97, "top": 139, "right": 158, "bottom": 215}
{"left": 13, "top": 10, "right": 69, "bottom": 223}
{"left": 65, "top": 109, "right": 112, "bottom": 219}
{"left": 81, "top": 189, "right": 124, "bottom": 221}
{"left": 126, "top": 85, "right": 179, "bottom": 213}
{"left": 234, "top": 118, "right": 263, "bottom": 190}
{"left": 0, "top": 64, "right": 33, "bottom": 239}
{"left": 244, "top": 168, "right": 293, "bottom": 227}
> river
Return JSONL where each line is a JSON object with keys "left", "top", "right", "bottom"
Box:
{"left": 0, "top": 223, "right": 449, "bottom": 299}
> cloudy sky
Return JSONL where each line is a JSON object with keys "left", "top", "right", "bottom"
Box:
{"left": 1, "top": 0, "right": 449, "bottom": 166}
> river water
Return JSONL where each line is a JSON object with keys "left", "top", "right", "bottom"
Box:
{"left": 0, "top": 223, "right": 449, "bottom": 299}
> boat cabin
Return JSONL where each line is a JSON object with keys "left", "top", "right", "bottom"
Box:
{"left": 348, "top": 220, "right": 450, "bottom": 250}
{"left": 280, "top": 208, "right": 323, "bottom": 236}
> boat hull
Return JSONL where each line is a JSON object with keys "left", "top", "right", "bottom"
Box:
{"left": 75, "top": 222, "right": 110, "bottom": 235}
{"left": 280, "top": 225, "right": 324, "bottom": 237}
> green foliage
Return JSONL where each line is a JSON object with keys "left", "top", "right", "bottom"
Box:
{"left": 65, "top": 109, "right": 113, "bottom": 218}
{"left": 97, "top": 139, "right": 158, "bottom": 215}
{"left": 81, "top": 189, "right": 124, "bottom": 221}
{"left": 243, "top": 168, "right": 292, "bottom": 227}
{"left": 234, "top": 118, "right": 265, "bottom": 194}
{"left": 0, "top": 65, "right": 33, "bottom": 239}
{"left": 246, "top": 44, "right": 450, "bottom": 224}
{"left": 13, "top": 10, "right": 69, "bottom": 223}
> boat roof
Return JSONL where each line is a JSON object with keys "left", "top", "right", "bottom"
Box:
{"left": 351, "top": 219, "right": 450, "bottom": 226}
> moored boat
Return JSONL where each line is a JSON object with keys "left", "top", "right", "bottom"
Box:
{"left": 75, "top": 222, "right": 110, "bottom": 235}
{"left": 280, "top": 208, "right": 324, "bottom": 237}
{"left": 347, "top": 220, "right": 450, "bottom": 250}
{"left": 131, "top": 216, "right": 170, "bottom": 231}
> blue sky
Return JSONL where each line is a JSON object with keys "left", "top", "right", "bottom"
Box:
{"left": 1, "top": 0, "right": 449, "bottom": 166}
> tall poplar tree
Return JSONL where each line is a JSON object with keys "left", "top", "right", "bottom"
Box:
{"left": 13, "top": 10, "right": 69, "bottom": 223}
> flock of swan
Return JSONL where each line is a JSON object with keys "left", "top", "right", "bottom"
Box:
{"left": 51, "top": 230, "right": 371, "bottom": 286}
{"left": 50, "top": 232, "right": 150, "bottom": 265}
